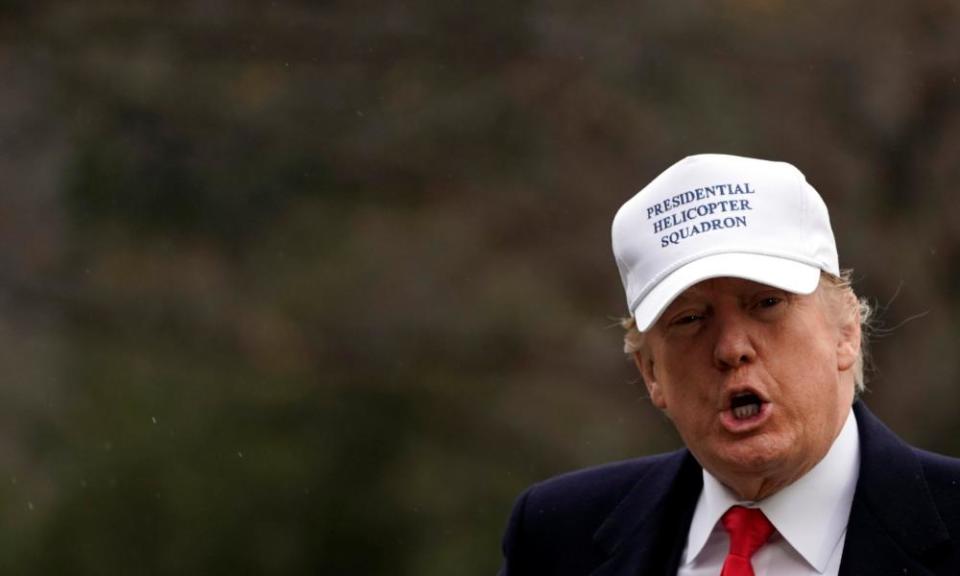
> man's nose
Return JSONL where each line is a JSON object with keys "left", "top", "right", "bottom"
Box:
{"left": 712, "top": 313, "right": 757, "bottom": 370}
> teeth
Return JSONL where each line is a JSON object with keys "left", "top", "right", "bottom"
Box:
{"left": 733, "top": 403, "right": 760, "bottom": 420}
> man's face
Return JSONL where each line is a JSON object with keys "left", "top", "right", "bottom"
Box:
{"left": 635, "top": 277, "right": 860, "bottom": 497}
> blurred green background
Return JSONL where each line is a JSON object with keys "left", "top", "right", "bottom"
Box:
{"left": 2, "top": 1, "right": 960, "bottom": 574}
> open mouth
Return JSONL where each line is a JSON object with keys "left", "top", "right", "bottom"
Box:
{"left": 729, "top": 392, "right": 764, "bottom": 420}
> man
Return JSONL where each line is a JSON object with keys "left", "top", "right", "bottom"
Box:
{"left": 499, "top": 154, "right": 960, "bottom": 575}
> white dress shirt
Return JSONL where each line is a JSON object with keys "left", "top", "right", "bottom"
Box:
{"left": 678, "top": 408, "right": 860, "bottom": 576}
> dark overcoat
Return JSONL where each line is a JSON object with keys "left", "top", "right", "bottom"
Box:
{"left": 500, "top": 402, "right": 960, "bottom": 575}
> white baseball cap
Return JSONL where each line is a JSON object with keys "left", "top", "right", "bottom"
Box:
{"left": 612, "top": 154, "right": 839, "bottom": 331}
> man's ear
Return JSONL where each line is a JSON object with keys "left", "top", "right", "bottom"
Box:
{"left": 836, "top": 300, "right": 861, "bottom": 372}
{"left": 633, "top": 351, "right": 666, "bottom": 410}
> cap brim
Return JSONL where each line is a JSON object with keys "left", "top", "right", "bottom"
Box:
{"left": 632, "top": 253, "right": 822, "bottom": 331}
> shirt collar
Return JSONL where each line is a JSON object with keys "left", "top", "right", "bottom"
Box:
{"left": 683, "top": 407, "right": 860, "bottom": 572}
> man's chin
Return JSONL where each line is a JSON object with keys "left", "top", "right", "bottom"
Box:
{"left": 704, "top": 437, "right": 793, "bottom": 480}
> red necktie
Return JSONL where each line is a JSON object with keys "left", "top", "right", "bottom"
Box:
{"left": 720, "top": 505, "right": 775, "bottom": 576}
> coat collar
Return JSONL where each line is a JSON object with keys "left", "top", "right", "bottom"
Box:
{"left": 839, "top": 401, "right": 950, "bottom": 575}
{"left": 590, "top": 449, "right": 702, "bottom": 576}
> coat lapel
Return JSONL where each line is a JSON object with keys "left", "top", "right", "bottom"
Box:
{"left": 839, "top": 402, "right": 951, "bottom": 576}
{"left": 591, "top": 450, "right": 702, "bottom": 576}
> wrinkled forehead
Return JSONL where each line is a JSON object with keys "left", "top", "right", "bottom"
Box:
{"left": 666, "top": 276, "right": 797, "bottom": 307}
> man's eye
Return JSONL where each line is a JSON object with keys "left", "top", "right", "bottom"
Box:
{"left": 672, "top": 313, "right": 704, "bottom": 326}
{"left": 754, "top": 295, "right": 784, "bottom": 310}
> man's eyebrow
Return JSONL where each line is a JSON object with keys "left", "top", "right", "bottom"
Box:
{"left": 677, "top": 284, "right": 713, "bottom": 300}
{"left": 743, "top": 286, "right": 791, "bottom": 297}
{"left": 665, "top": 291, "right": 705, "bottom": 309}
